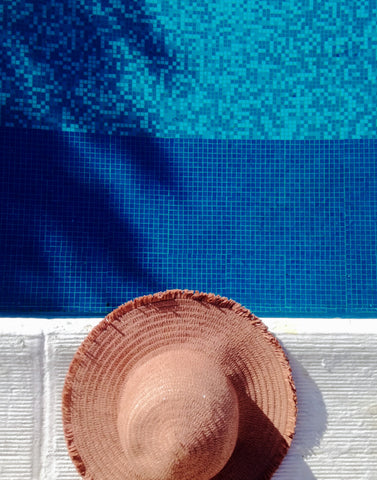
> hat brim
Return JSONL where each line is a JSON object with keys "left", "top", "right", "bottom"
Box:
{"left": 62, "top": 290, "right": 297, "bottom": 480}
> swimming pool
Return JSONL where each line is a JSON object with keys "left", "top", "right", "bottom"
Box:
{"left": 1, "top": 0, "right": 376, "bottom": 316}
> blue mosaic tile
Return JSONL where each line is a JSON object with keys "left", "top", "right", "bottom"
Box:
{"left": 344, "top": 142, "right": 377, "bottom": 312}
{"left": 1, "top": 128, "right": 376, "bottom": 316}
{"left": 1, "top": 0, "right": 377, "bottom": 138}
{"left": 1, "top": 2, "right": 376, "bottom": 316}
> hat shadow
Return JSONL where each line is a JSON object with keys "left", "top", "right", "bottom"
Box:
{"left": 213, "top": 345, "right": 326, "bottom": 480}
{"left": 272, "top": 346, "right": 328, "bottom": 479}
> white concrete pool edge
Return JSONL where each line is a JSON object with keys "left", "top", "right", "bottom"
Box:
{"left": 1, "top": 318, "right": 377, "bottom": 479}
{"left": 1, "top": 316, "right": 376, "bottom": 335}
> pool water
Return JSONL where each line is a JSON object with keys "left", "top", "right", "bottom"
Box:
{"left": 1, "top": 0, "right": 376, "bottom": 316}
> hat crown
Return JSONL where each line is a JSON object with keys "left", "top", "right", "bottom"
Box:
{"left": 117, "top": 349, "right": 239, "bottom": 480}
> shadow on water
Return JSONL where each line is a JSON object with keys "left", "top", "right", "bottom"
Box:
{"left": 116, "top": 135, "right": 186, "bottom": 202}
{"left": 1, "top": 0, "right": 179, "bottom": 132}
{"left": 0, "top": 0, "right": 190, "bottom": 313}
{"left": 0, "top": 128, "right": 168, "bottom": 313}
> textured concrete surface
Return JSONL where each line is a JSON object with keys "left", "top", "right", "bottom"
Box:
{"left": 0, "top": 318, "right": 376, "bottom": 480}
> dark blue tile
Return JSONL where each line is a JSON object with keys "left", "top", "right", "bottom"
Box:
{"left": 1, "top": 129, "right": 376, "bottom": 316}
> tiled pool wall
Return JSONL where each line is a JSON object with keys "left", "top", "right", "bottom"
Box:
{"left": 1, "top": 130, "right": 377, "bottom": 316}
{"left": 2, "top": 0, "right": 377, "bottom": 138}
{"left": 1, "top": 0, "right": 377, "bottom": 316}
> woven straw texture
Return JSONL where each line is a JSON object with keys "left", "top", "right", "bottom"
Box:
{"left": 62, "top": 290, "right": 297, "bottom": 480}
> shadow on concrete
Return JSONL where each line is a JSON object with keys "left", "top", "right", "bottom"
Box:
{"left": 272, "top": 346, "right": 328, "bottom": 479}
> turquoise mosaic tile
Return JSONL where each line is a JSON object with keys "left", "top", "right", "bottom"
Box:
{"left": 1, "top": 0, "right": 376, "bottom": 138}
{"left": 1, "top": 2, "right": 376, "bottom": 316}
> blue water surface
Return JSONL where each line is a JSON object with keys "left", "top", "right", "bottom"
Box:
{"left": 1, "top": 0, "right": 376, "bottom": 138}
{"left": 1, "top": 1, "right": 376, "bottom": 315}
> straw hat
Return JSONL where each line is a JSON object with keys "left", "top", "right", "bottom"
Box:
{"left": 62, "top": 290, "right": 296, "bottom": 480}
